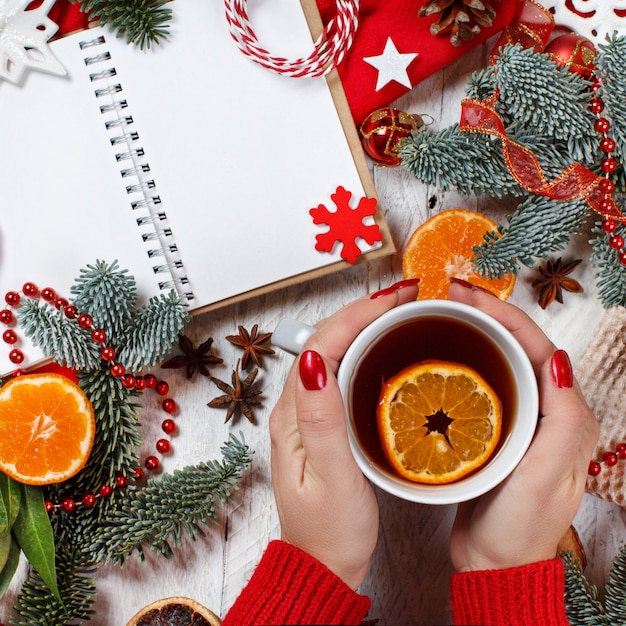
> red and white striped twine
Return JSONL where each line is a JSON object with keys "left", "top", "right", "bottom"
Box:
{"left": 224, "top": 0, "right": 359, "bottom": 78}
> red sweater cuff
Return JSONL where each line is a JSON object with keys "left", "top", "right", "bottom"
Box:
{"left": 451, "top": 558, "right": 570, "bottom": 626}
{"left": 222, "top": 540, "right": 371, "bottom": 626}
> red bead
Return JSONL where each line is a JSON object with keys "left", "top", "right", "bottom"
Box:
{"left": 619, "top": 252, "right": 626, "bottom": 267}
{"left": 82, "top": 493, "right": 97, "bottom": 507}
{"left": 616, "top": 443, "right": 626, "bottom": 458}
{"left": 77, "top": 313, "right": 93, "bottom": 329}
{"left": 54, "top": 297, "right": 69, "bottom": 311}
{"left": 64, "top": 304, "right": 78, "bottom": 319}
{"left": 591, "top": 77, "right": 602, "bottom": 91}
{"left": 122, "top": 374, "right": 136, "bottom": 388}
{"left": 61, "top": 498, "right": 76, "bottom": 512}
{"left": 133, "top": 467, "right": 145, "bottom": 481}
{"left": 101, "top": 346, "right": 116, "bottom": 361}
{"left": 162, "top": 398, "right": 177, "bottom": 414}
{"left": 40, "top": 287, "right": 56, "bottom": 302}
{"left": 602, "top": 218, "right": 617, "bottom": 233}
{"left": 2, "top": 329, "right": 18, "bottom": 344}
{"left": 45, "top": 500, "right": 55, "bottom": 513}
{"left": 156, "top": 438, "right": 171, "bottom": 454}
{"left": 5, "top": 291, "right": 20, "bottom": 306}
{"left": 9, "top": 349, "right": 24, "bottom": 364}
{"left": 99, "top": 484, "right": 113, "bottom": 497}
{"left": 595, "top": 117, "right": 610, "bottom": 133}
{"left": 600, "top": 137, "right": 616, "bottom": 153}
{"left": 599, "top": 178, "right": 616, "bottom": 194}
{"left": 22, "top": 282, "right": 38, "bottom": 297}
{"left": 11, "top": 368, "right": 26, "bottom": 377}
{"left": 588, "top": 460, "right": 601, "bottom": 476}
{"left": 609, "top": 235, "right": 624, "bottom": 250}
{"left": 599, "top": 199, "right": 614, "bottom": 213}
{"left": 162, "top": 418, "right": 176, "bottom": 435}
{"left": 590, "top": 97, "right": 604, "bottom": 113}
{"left": 602, "top": 451, "right": 618, "bottom": 466}
{"left": 602, "top": 157, "right": 617, "bottom": 173}
{"left": 110, "top": 363, "right": 125, "bottom": 377}
{"left": 145, "top": 455, "right": 160, "bottom": 470}
{"left": 0, "top": 309, "right": 14, "bottom": 324}
{"left": 155, "top": 380, "right": 169, "bottom": 396}
{"left": 91, "top": 328, "right": 106, "bottom": 343}
{"left": 134, "top": 376, "right": 147, "bottom": 391}
{"left": 144, "top": 374, "right": 157, "bottom": 388}
{"left": 116, "top": 475, "right": 128, "bottom": 488}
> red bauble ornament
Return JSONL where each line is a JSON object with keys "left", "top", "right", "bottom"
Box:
{"left": 359, "top": 108, "right": 423, "bottom": 166}
{"left": 545, "top": 33, "right": 596, "bottom": 79}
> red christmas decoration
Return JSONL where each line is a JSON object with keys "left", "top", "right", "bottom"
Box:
{"left": 360, "top": 108, "right": 424, "bottom": 166}
{"left": 309, "top": 186, "right": 382, "bottom": 264}
{"left": 545, "top": 32, "right": 596, "bottom": 79}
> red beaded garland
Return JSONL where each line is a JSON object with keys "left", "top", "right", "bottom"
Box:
{"left": 589, "top": 443, "right": 626, "bottom": 476}
{"left": 162, "top": 398, "right": 177, "bottom": 414}
{"left": 162, "top": 418, "right": 176, "bottom": 435}
{"left": 156, "top": 438, "right": 171, "bottom": 454}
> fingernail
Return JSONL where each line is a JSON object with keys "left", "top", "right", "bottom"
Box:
{"left": 370, "top": 278, "right": 420, "bottom": 299}
{"left": 551, "top": 350, "right": 573, "bottom": 388}
{"left": 449, "top": 277, "right": 497, "bottom": 297}
{"left": 299, "top": 350, "right": 327, "bottom": 390}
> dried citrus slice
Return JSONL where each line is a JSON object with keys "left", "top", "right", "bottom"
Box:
{"left": 0, "top": 373, "right": 96, "bottom": 486}
{"left": 127, "top": 596, "right": 221, "bottom": 626}
{"left": 402, "top": 209, "right": 516, "bottom": 300}
{"left": 377, "top": 360, "right": 502, "bottom": 484}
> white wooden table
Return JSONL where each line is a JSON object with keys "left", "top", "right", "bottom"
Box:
{"left": 3, "top": 36, "right": 626, "bottom": 626}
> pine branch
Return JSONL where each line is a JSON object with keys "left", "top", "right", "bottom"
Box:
{"left": 590, "top": 221, "right": 626, "bottom": 307}
{"left": 473, "top": 196, "right": 589, "bottom": 276}
{"left": 69, "top": 0, "right": 172, "bottom": 49}
{"left": 17, "top": 300, "right": 100, "bottom": 371}
{"left": 562, "top": 552, "right": 608, "bottom": 625}
{"left": 604, "top": 545, "right": 626, "bottom": 622}
{"left": 117, "top": 291, "right": 190, "bottom": 372}
{"left": 89, "top": 435, "right": 252, "bottom": 564}
{"left": 597, "top": 34, "right": 626, "bottom": 157}
{"left": 70, "top": 260, "right": 137, "bottom": 348}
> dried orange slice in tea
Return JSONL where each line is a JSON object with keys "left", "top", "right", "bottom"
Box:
{"left": 127, "top": 596, "right": 221, "bottom": 626}
{"left": 0, "top": 373, "right": 96, "bottom": 485}
{"left": 377, "top": 360, "right": 502, "bottom": 484}
{"left": 402, "top": 209, "right": 516, "bottom": 300}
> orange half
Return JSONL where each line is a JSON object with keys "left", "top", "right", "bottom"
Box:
{"left": 0, "top": 373, "right": 96, "bottom": 485}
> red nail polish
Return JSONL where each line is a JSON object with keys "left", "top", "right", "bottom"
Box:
{"left": 449, "top": 277, "right": 497, "bottom": 296}
{"left": 299, "top": 350, "right": 327, "bottom": 390}
{"left": 370, "top": 278, "right": 420, "bottom": 299}
{"left": 551, "top": 350, "right": 573, "bottom": 388}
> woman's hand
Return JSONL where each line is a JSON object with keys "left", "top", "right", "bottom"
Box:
{"left": 269, "top": 280, "right": 418, "bottom": 589}
{"left": 448, "top": 281, "right": 599, "bottom": 571}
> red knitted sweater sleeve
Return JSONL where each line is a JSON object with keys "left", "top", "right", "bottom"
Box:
{"left": 221, "top": 540, "right": 371, "bottom": 626}
{"left": 450, "top": 558, "right": 570, "bottom": 626}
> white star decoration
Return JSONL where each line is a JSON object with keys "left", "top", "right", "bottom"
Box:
{"left": 0, "top": 0, "right": 66, "bottom": 84}
{"left": 363, "top": 37, "right": 418, "bottom": 92}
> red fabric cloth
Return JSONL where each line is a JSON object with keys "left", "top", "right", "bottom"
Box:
{"left": 223, "top": 540, "right": 570, "bottom": 625}
{"left": 221, "top": 541, "right": 371, "bottom": 626}
{"left": 316, "top": 0, "right": 523, "bottom": 123}
{"left": 450, "top": 559, "right": 571, "bottom": 625}
{"left": 45, "top": 0, "right": 91, "bottom": 38}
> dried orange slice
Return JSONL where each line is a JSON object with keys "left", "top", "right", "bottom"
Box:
{"left": 127, "top": 596, "right": 221, "bottom": 626}
{"left": 0, "top": 373, "right": 96, "bottom": 485}
{"left": 402, "top": 209, "right": 516, "bottom": 300}
{"left": 377, "top": 360, "right": 502, "bottom": 484}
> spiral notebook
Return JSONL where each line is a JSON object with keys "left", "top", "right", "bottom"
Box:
{"left": 0, "top": 0, "right": 392, "bottom": 374}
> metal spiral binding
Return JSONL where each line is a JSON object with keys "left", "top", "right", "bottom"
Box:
{"left": 78, "top": 35, "right": 193, "bottom": 302}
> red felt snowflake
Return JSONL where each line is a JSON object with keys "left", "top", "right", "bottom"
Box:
{"left": 309, "top": 186, "right": 383, "bottom": 264}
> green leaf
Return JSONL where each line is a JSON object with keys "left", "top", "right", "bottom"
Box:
{"left": 0, "top": 531, "right": 10, "bottom": 571}
{"left": 0, "top": 472, "right": 22, "bottom": 533}
{"left": 0, "top": 534, "right": 20, "bottom": 599}
{"left": 12, "top": 484, "right": 60, "bottom": 600}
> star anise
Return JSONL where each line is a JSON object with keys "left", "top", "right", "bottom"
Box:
{"left": 532, "top": 257, "right": 584, "bottom": 309}
{"left": 226, "top": 324, "right": 275, "bottom": 369}
{"left": 208, "top": 362, "right": 263, "bottom": 423}
{"left": 161, "top": 334, "right": 223, "bottom": 379}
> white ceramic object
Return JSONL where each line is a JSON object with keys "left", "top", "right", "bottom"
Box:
{"left": 273, "top": 300, "right": 539, "bottom": 505}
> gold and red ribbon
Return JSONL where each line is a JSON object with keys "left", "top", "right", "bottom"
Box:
{"left": 459, "top": 0, "right": 625, "bottom": 223}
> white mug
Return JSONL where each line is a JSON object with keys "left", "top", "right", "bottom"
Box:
{"left": 272, "top": 300, "right": 539, "bottom": 505}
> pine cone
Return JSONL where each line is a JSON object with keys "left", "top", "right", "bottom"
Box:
{"left": 418, "top": 0, "right": 499, "bottom": 47}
